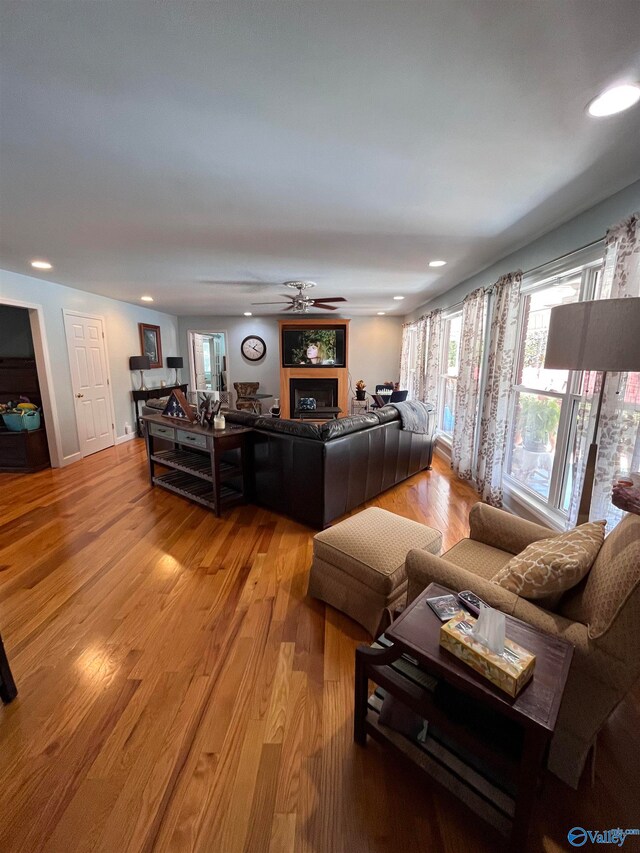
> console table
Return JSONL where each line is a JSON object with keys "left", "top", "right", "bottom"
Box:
{"left": 0, "top": 356, "right": 50, "bottom": 472}
{"left": 132, "top": 384, "right": 188, "bottom": 436}
{"left": 355, "top": 582, "right": 573, "bottom": 851}
{"left": 142, "top": 413, "right": 251, "bottom": 516}
{"left": 0, "top": 426, "right": 50, "bottom": 472}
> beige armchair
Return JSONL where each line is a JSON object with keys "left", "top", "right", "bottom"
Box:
{"left": 405, "top": 503, "right": 640, "bottom": 789}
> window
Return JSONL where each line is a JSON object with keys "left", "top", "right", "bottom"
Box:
{"left": 505, "top": 258, "right": 602, "bottom": 516}
{"left": 438, "top": 312, "right": 462, "bottom": 435}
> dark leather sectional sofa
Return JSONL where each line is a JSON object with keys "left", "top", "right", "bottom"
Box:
{"left": 142, "top": 399, "right": 435, "bottom": 528}
{"left": 225, "top": 405, "right": 435, "bottom": 528}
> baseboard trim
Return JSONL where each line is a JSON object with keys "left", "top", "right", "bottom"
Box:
{"left": 434, "top": 438, "right": 452, "bottom": 464}
{"left": 61, "top": 452, "right": 82, "bottom": 467}
{"left": 115, "top": 432, "right": 137, "bottom": 445}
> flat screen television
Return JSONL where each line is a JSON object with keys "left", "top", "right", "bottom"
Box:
{"left": 281, "top": 327, "right": 346, "bottom": 367}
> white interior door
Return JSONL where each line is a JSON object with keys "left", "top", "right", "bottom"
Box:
{"left": 192, "top": 333, "right": 207, "bottom": 389}
{"left": 64, "top": 313, "right": 114, "bottom": 457}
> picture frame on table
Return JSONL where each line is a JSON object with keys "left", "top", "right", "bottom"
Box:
{"left": 139, "top": 323, "right": 163, "bottom": 368}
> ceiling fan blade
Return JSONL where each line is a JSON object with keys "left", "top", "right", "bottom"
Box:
{"left": 251, "top": 300, "right": 292, "bottom": 305}
{"left": 312, "top": 297, "right": 347, "bottom": 303}
{"left": 284, "top": 304, "right": 296, "bottom": 311}
{"left": 314, "top": 303, "right": 338, "bottom": 310}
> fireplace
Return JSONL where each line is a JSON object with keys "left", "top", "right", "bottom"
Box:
{"left": 279, "top": 319, "right": 350, "bottom": 418}
{"left": 290, "top": 378, "right": 338, "bottom": 413}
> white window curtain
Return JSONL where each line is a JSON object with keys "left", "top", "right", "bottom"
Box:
{"left": 399, "top": 322, "right": 413, "bottom": 393}
{"left": 451, "top": 288, "right": 487, "bottom": 481}
{"left": 412, "top": 315, "right": 428, "bottom": 401}
{"left": 400, "top": 316, "right": 427, "bottom": 400}
{"left": 399, "top": 312, "right": 441, "bottom": 404}
{"left": 424, "top": 309, "right": 442, "bottom": 405}
{"left": 476, "top": 272, "right": 522, "bottom": 506}
{"left": 567, "top": 213, "right": 640, "bottom": 529}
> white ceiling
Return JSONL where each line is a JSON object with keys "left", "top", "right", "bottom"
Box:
{"left": 1, "top": 1, "right": 639, "bottom": 317}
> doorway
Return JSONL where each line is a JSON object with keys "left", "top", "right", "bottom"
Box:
{"left": 0, "top": 304, "right": 51, "bottom": 472}
{"left": 188, "top": 331, "right": 229, "bottom": 394}
{"left": 0, "top": 297, "right": 62, "bottom": 467}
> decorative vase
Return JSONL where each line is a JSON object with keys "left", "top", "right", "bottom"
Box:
{"left": 356, "top": 389, "right": 366, "bottom": 401}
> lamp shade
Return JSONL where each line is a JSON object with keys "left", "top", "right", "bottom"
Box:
{"left": 166, "top": 356, "right": 183, "bottom": 368}
{"left": 544, "top": 297, "right": 640, "bottom": 372}
{"left": 129, "top": 355, "right": 150, "bottom": 371}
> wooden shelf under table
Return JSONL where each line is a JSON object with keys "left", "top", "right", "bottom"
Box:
{"left": 152, "top": 470, "right": 242, "bottom": 510}
{"left": 150, "top": 448, "right": 240, "bottom": 483}
{"left": 142, "top": 413, "right": 252, "bottom": 517}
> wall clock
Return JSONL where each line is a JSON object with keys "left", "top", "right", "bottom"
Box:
{"left": 241, "top": 335, "right": 267, "bottom": 362}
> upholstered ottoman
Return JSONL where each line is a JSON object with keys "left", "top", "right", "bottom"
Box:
{"left": 308, "top": 507, "right": 442, "bottom": 636}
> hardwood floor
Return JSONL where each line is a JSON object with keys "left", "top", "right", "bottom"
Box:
{"left": 0, "top": 440, "right": 638, "bottom": 852}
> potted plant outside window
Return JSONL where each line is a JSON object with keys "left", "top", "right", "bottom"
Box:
{"left": 519, "top": 396, "right": 561, "bottom": 453}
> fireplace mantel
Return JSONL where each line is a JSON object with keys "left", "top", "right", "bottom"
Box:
{"left": 278, "top": 318, "right": 349, "bottom": 419}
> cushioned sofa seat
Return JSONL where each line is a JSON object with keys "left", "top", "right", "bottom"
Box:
{"left": 443, "top": 539, "right": 513, "bottom": 579}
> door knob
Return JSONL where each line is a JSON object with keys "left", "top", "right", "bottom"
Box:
{"left": 76, "top": 393, "right": 84, "bottom": 398}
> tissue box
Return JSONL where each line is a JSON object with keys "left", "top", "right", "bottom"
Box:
{"left": 440, "top": 615, "right": 536, "bottom": 697}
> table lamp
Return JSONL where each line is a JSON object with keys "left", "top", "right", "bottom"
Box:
{"left": 129, "top": 355, "right": 150, "bottom": 391}
{"left": 544, "top": 297, "right": 640, "bottom": 523}
{"left": 166, "top": 356, "right": 183, "bottom": 385}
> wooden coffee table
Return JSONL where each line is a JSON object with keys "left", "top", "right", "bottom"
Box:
{"left": 354, "top": 582, "right": 573, "bottom": 851}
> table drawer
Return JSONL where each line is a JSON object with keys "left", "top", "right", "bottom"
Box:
{"left": 176, "top": 429, "right": 208, "bottom": 450}
{"left": 149, "top": 421, "right": 176, "bottom": 440}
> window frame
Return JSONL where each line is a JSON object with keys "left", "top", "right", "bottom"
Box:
{"left": 437, "top": 309, "right": 462, "bottom": 436}
{"left": 504, "top": 257, "right": 603, "bottom": 519}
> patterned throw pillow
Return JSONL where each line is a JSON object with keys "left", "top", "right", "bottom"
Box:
{"left": 491, "top": 520, "right": 606, "bottom": 602}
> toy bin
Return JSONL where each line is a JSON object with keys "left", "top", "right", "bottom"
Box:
{"left": 2, "top": 410, "right": 41, "bottom": 431}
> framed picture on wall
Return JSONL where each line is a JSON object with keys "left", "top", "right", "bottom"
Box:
{"left": 139, "top": 323, "right": 163, "bottom": 368}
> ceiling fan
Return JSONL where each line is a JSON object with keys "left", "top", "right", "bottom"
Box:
{"left": 252, "top": 281, "right": 346, "bottom": 313}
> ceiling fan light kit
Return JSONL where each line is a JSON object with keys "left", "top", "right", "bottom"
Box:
{"left": 251, "top": 280, "right": 347, "bottom": 313}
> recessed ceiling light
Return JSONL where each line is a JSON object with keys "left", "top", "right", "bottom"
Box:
{"left": 377, "top": 311, "right": 386, "bottom": 316}
{"left": 30, "top": 259, "right": 52, "bottom": 270}
{"left": 243, "top": 311, "right": 252, "bottom": 316}
{"left": 429, "top": 260, "right": 447, "bottom": 268}
{"left": 393, "top": 295, "right": 405, "bottom": 300}
{"left": 587, "top": 84, "right": 640, "bottom": 117}
{"left": 140, "top": 295, "right": 154, "bottom": 302}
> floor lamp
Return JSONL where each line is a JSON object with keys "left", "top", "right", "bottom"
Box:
{"left": 544, "top": 297, "right": 640, "bottom": 524}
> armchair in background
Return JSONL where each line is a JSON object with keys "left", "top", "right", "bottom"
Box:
{"left": 233, "top": 382, "right": 259, "bottom": 411}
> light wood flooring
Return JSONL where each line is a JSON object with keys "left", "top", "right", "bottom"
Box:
{"left": 0, "top": 440, "right": 638, "bottom": 853}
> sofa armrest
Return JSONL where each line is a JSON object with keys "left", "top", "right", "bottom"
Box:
{"left": 468, "top": 502, "right": 554, "bottom": 554}
{"left": 405, "top": 549, "right": 523, "bottom": 614}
